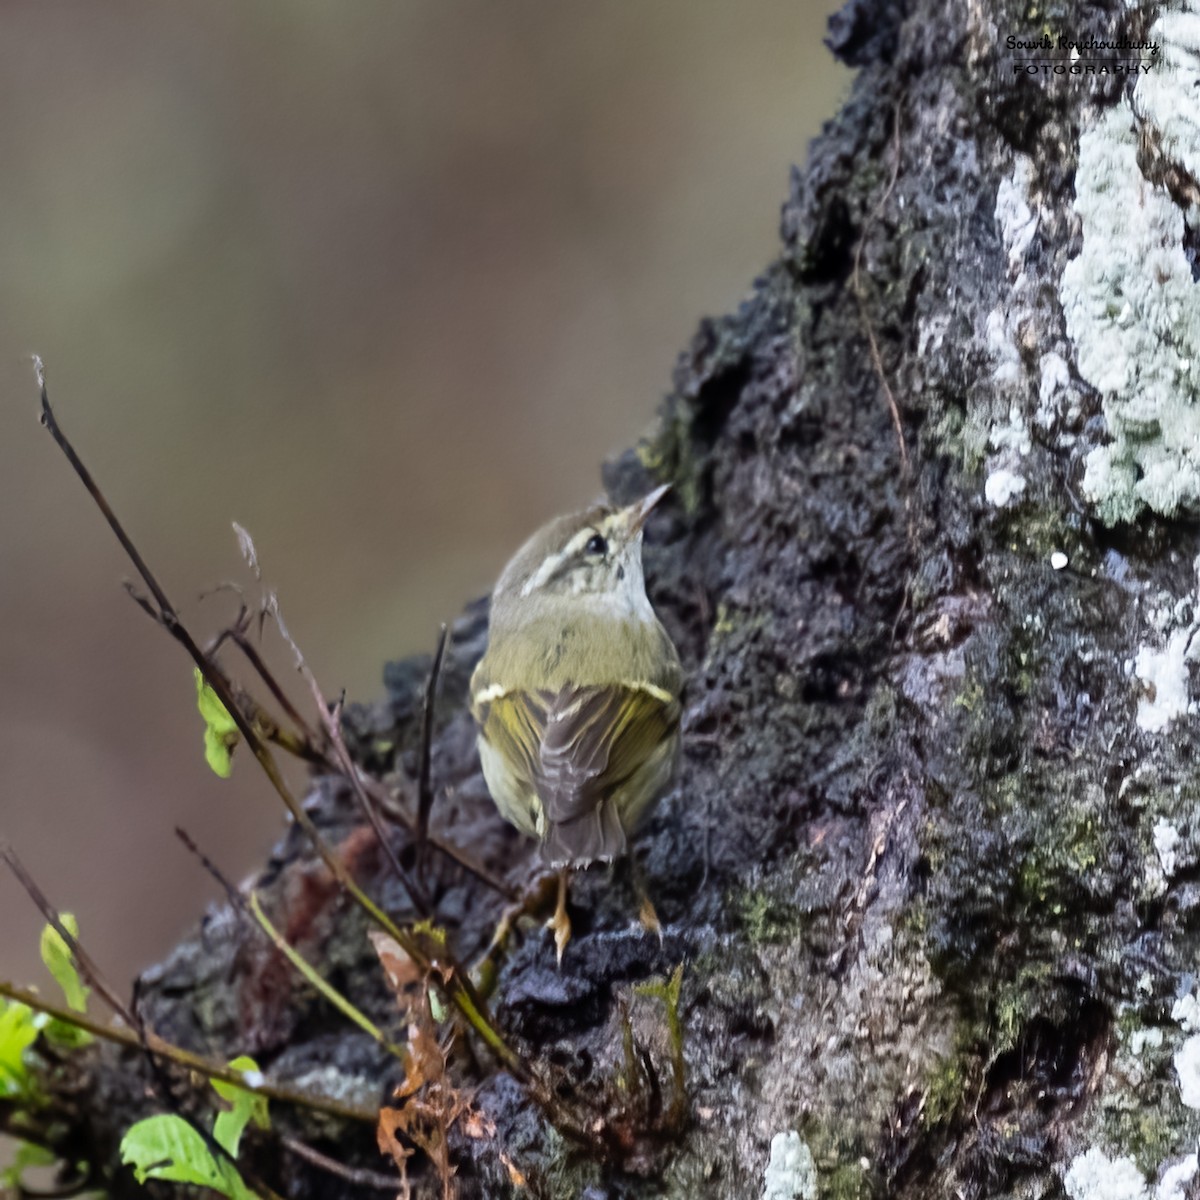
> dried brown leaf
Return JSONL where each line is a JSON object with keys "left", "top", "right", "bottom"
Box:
{"left": 369, "top": 930, "right": 424, "bottom": 1001}
{"left": 379, "top": 985, "right": 493, "bottom": 1200}
{"left": 461, "top": 1108, "right": 496, "bottom": 1140}
{"left": 377, "top": 1106, "right": 414, "bottom": 1198}
{"left": 500, "top": 1152, "right": 528, "bottom": 1188}
{"left": 394, "top": 1011, "right": 445, "bottom": 1099}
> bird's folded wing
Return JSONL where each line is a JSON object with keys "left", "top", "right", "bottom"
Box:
{"left": 475, "top": 683, "right": 679, "bottom": 825}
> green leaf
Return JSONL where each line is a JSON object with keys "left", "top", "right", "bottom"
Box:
{"left": 411, "top": 919, "right": 448, "bottom": 949}
{"left": 195, "top": 668, "right": 240, "bottom": 778}
{"left": 39, "top": 914, "right": 89, "bottom": 1013}
{"left": 42, "top": 1016, "right": 93, "bottom": 1049}
{"left": 211, "top": 1056, "right": 269, "bottom": 1157}
{"left": 0, "top": 999, "right": 40, "bottom": 1099}
{"left": 119, "top": 1114, "right": 256, "bottom": 1200}
{"left": 429, "top": 991, "right": 447, "bottom": 1023}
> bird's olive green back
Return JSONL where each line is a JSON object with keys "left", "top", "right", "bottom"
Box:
{"left": 472, "top": 606, "right": 681, "bottom": 698}
{"left": 473, "top": 681, "right": 680, "bottom": 862}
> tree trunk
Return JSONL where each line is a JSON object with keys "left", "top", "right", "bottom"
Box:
{"left": 18, "top": 0, "right": 1200, "bottom": 1196}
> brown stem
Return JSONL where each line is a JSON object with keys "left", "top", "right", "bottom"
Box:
{"left": 0, "top": 981, "right": 378, "bottom": 1125}
{"left": 262, "top": 587, "right": 430, "bottom": 913}
{"left": 232, "top": 627, "right": 319, "bottom": 744}
{"left": 280, "top": 1135, "right": 401, "bottom": 1191}
{"left": 365, "top": 774, "right": 516, "bottom": 901}
{"left": 0, "top": 843, "right": 132, "bottom": 1027}
{"left": 415, "top": 624, "right": 449, "bottom": 876}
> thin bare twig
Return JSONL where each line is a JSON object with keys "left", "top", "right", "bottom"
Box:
{"left": 41, "top": 380, "right": 397, "bottom": 925}
{"left": 175, "top": 827, "right": 244, "bottom": 910}
{"left": 198, "top": 607, "right": 325, "bottom": 764}
{"left": 36, "top": 359, "right": 175, "bottom": 618}
{"left": 214, "top": 598, "right": 510, "bottom": 899}
{"left": 40, "top": 381, "right": 327, "bottom": 875}
{"left": 415, "top": 624, "right": 449, "bottom": 878}
{"left": 255, "top": 577, "right": 430, "bottom": 914}
{"left": 231, "top": 628, "right": 320, "bottom": 748}
{"left": 280, "top": 1136, "right": 401, "bottom": 1191}
{"left": 0, "top": 844, "right": 132, "bottom": 1025}
{"left": 127, "top": 593, "right": 320, "bottom": 767}
{"left": 205, "top": 603, "right": 510, "bottom": 898}
{"left": 211, "top": 597, "right": 324, "bottom": 749}
{"left": 0, "top": 980, "right": 377, "bottom": 1125}
{"left": 199, "top": 560, "right": 508, "bottom": 901}
{"left": 364, "top": 774, "right": 516, "bottom": 901}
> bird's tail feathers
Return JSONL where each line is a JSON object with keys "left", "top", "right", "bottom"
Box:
{"left": 542, "top": 802, "right": 626, "bottom": 866}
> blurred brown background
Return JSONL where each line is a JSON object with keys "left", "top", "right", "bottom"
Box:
{"left": 0, "top": 3, "right": 846, "bottom": 997}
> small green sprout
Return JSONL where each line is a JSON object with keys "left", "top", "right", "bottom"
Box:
{"left": 39, "top": 913, "right": 89, "bottom": 1014}
{"left": 195, "top": 668, "right": 240, "bottom": 777}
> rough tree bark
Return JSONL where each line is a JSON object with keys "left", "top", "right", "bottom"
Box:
{"left": 13, "top": 0, "right": 1200, "bottom": 1196}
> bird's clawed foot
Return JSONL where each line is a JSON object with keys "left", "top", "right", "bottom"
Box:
{"left": 630, "top": 855, "right": 663, "bottom": 944}
{"left": 638, "top": 891, "right": 662, "bottom": 941}
{"left": 546, "top": 868, "right": 572, "bottom": 966}
{"left": 480, "top": 860, "right": 662, "bottom": 980}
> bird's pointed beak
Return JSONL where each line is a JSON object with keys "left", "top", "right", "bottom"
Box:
{"left": 624, "top": 483, "right": 672, "bottom": 535}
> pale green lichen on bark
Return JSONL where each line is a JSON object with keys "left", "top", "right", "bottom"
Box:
{"left": 1059, "top": 8, "right": 1200, "bottom": 524}
{"left": 735, "top": 887, "right": 805, "bottom": 945}
{"left": 761, "top": 1131, "right": 818, "bottom": 1200}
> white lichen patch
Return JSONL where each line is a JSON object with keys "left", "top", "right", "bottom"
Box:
{"left": 989, "top": 407, "right": 1033, "bottom": 455}
{"left": 1154, "top": 818, "right": 1182, "bottom": 876}
{"left": 1059, "top": 14, "right": 1200, "bottom": 524}
{"left": 1134, "top": 629, "right": 1197, "bottom": 733}
{"left": 1136, "top": 10, "right": 1200, "bottom": 188}
{"left": 761, "top": 1132, "right": 817, "bottom": 1200}
{"left": 986, "top": 306, "right": 1025, "bottom": 388}
{"left": 287, "top": 1065, "right": 378, "bottom": 1110}
{"left": 1157, "top": 1154, "right": 1199, "bottom": 1200}
{"left": 1172, "top": 991, "right": 1200, "bottom": 1034}
{"left": 1038, "top": 351, "right": 1078, "bottom": 434}
{"left": 1127, "top": 1026, "right": 1165, "bottom": 1057}
{"left": 995, "top": 155, "right": 1039, "bottom": 276}
{"left": 1064, "top": 1147, "right": 1150, "bottom": 1200}
{"left": 985, "top": 468, "right": 1027, "bottom": 508}
{"left": 1174, "top": 1034, "right": 1200, "bottom": 1109}
{"left": 980, "top": 154, "right": 1063, "bottom": 485}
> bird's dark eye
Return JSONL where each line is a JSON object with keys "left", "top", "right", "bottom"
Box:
{"left": 585, "top": 533, "right": 608, "bottom": 556}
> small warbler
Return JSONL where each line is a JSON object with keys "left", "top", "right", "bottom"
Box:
{"left": 470, "top": 485, "right": 682, "bottom": 959}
